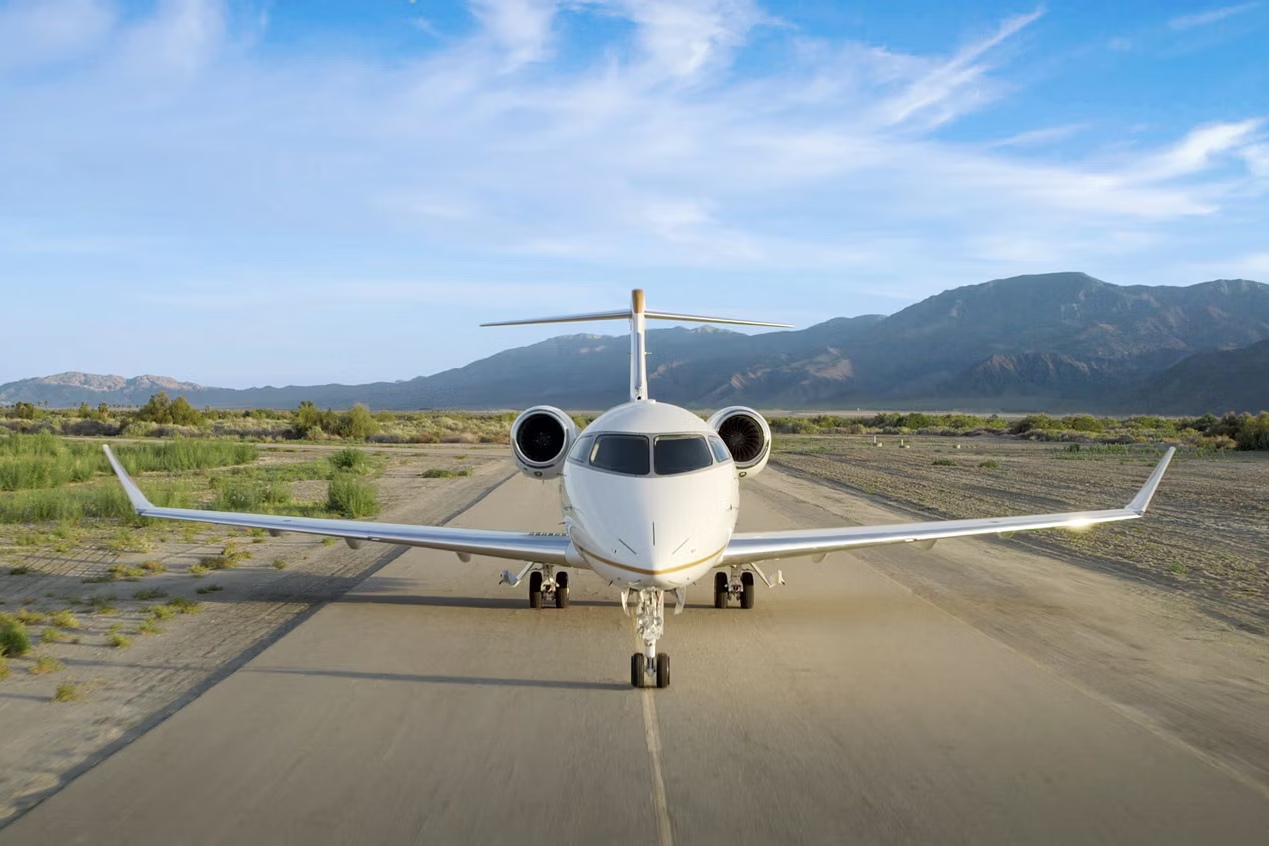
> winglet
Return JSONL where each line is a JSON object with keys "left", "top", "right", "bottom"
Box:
{"left": 1127, "top": 447, "right": 1175, "bottom": 515}
{"left": 103, "top": 445, "right": 153, "bottom": 514}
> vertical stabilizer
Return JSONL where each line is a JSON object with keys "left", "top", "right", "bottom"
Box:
{"left": 630, "top": 289, "right": 647, "bottom": 402}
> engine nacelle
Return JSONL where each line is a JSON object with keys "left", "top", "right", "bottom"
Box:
{"left": 707, "top": 406, "right": 772, "bottom": 478}
{"left": 510, "top": 406, "right": 579, "bottom": 480}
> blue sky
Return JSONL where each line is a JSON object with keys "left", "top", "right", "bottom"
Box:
{"left": 1, "top": 0, "right": 1266, "bottom": 388}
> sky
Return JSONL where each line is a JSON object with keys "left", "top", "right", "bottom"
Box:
{"left": 1, "top": 0, "right": 1266, "bottom": 388}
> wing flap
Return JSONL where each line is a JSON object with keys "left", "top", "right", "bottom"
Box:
{"left": 722, "top": 447, "right": 1174, "bottom": 565}
{"left": 103, "top": 446, "right": 575, "bottom": 565}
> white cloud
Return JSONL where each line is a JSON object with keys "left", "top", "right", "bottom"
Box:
{"left": 1169, "top": 2, "right": 1261, "bottom": 30}
{"left": 0, "top": 0, "right": 1264, "bottom": 294}
{"left": 468, "top": 0, "right": 559, "bottom": 66}
{"left": 1132, "top": 120, "right": 1264, "bottom": 181}
{"left": 603, "top": 0, "right": 770, "bottom": 79}
{"left": 872, "top": 8, "right": 1043, "bottom": 130}
{"left": 0, "top": 0, "right": 114, "bottom": 69}
{"left": 988, "top": 123, "right": 1090, "bottom": 148}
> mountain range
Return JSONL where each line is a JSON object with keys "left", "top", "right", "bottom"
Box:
{"left": 4, "top": 273, "right": 1267, "bottom": 414}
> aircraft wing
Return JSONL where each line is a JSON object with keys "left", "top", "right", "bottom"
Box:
{"left": 720, "top": 447, "right": 1175, "bottom": 566}
{"left": 103, "top": 446, "right": 574, "bottom": 566}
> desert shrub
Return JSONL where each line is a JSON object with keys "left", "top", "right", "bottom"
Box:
{"left": 50, "top": 610, "right": 80, "bottom": 629}
{"left": 1235, "top": 412, "right": 1269, "bottom": 450}
{"left": 326, "top": 474, "right": 380, "bottom": 518}
{"left": 30, "top": 656, "right": 64, "bottom": 675}
{"left": 978, "top": 459, "right": 1000, "bottom": 469}
{"left": 167, "top": 597, "right": 202, "bottom": 614}
{"left": 115, "top": 439, "right": 256, "bottom": 474}
{"left": 330, "top": 448, "right": 371, "bottom": 473}
{"left": 131, "top": 392, "right": 204, "bottom": 426}
{"left": 0, "top": 620, "right": 31, "bottom": 657}
{"left": 932, "top": 458, "right": 957, "bottom": 466}
{"left": 1009, "top": 415, "right": 1058, "bottom": 435}
{"left": 53, "top": 682, "right": 80, "bottom": 702}
{"left": 338, "top": 404, "right": 381, "bottom": 440}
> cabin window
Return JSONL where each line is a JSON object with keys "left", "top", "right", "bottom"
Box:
{"left": 568, "top": 434, "right": 595, "bottom": 464}
{"left": 654, "top": 435, "right": 713, "bottom": 476}
{"left": 590, "top": 434, "right": 651, "bottom": 476}
{"left": 708, "top": 436, "right": 732, "bottom": 463}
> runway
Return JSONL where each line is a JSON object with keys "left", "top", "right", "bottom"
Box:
{"left": 4, "top": 468, "right": 1269, "bottom": 845}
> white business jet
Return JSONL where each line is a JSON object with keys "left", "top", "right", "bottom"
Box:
{"left": 105, "top": 290, "right": 1175, "bottom": 689}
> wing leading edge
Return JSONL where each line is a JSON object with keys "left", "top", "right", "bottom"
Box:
{"left": 103, "top": 446, "right": 575, "bottom": 566}
{"left": 721, "top": 447, "right": 1175, "bottom": 566}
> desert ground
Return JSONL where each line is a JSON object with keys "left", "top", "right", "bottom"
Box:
{"left": 1, "top": 436, "right": 1268, "bottom": 842}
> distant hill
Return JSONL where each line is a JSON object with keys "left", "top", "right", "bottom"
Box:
{"left": 0, "top": 373, "right": 207, "bottom": 407}
{"left": 4, "top": 273, "right": 1267, "bottom": 414}
{"left": 1138, "top": 339, "right": 1269, "bottom": 414}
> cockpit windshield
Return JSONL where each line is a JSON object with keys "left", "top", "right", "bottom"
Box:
{"left": 589, "top": 434, "right": 651, "bottom": 476}
{"left": 653, "top": 435, "right": 713, "bottom": 476}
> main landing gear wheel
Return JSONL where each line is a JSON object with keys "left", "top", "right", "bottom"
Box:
{"left": 740, "top": 571, "right": 755, "bottom": 610}
{"left": 713, "top": 571, "right": 728, "bottom": 609}
{"left": 528, "top": 570, "right": 543, "bottom": 609}
{"left": 655, "top": 653, "right": 670, "bottom": 688}
{"left": 631, "top": 653, "right": 646, "bottom": 688}
{"left": 555, "top": 571, "right": 570, "bottom": 609}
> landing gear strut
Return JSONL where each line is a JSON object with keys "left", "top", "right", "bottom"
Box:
{"left": 629, "top": 588, "right": 670, "bottom": 688}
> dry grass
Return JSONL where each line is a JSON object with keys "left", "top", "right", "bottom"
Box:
{"left": 52, "top": 682, "right": 81, "bottom": 702}
{"left": 29, "top": 656, "right": 64, "bottom": 675}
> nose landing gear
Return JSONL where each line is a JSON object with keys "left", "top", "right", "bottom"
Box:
{"left": 629, "top": 588, "right": 670, "bottom": 688}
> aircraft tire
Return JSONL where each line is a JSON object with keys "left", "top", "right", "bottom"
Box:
{"left": 529, "top": 571, "right": 543, "bottom": 609}
{"left": 740, "top": 571, "right": 755, "bottom": 610}
{"left": 555, "top": 587, "right": 569, "bottom": 609}
{"left": 631, "top": 653, "right": 646, "bottom": 688}
{"left": 655, "top": 653, "right": 670, "bottom": 689}
{"left": 713, "top": 571, "right": 728, "bottom": 608}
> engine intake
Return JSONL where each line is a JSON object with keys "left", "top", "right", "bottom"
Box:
{"left": 707, "top": 406, "right": 772, "bottom": 478}
{"left": 511, "top": 406, "right": 579, "bottom": 479}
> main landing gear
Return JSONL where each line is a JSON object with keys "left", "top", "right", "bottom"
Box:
{"left": 714, "top": 564, "right": 784, "bottom": 609}
{"left": 500, "top": 563, "right": 569, "bottom": 609}
{"left": 629, "top": 588, "right": 670, "bottom": 688}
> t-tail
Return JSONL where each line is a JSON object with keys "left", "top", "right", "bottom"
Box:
{"left": 481, "top": 289, "right": 791, "bottom": 402}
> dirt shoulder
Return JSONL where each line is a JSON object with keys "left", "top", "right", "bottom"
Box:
{"left": 772, "top": 436, "right": 1269, "bottom": 629}
{"left": 0, "top": 444, "right": 512, "bottom": 828}
{"left": 753, "top": 456, "right": 1269, "bottom": 794}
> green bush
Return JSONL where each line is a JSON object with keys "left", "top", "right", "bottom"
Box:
{"left": 338, "top": 404, "right": 381, "bottom": 440}
{"left": 1235, "top": 412, "right": 1269, "bottom": 450}
{"left": 330, "top": 448, "right": 370, "bottom": 474}
{"left": 326, "top": 474, "right": 380, "bottom": 518}
{"left": 0, "top": 620, "right": 31, "bottom": 657}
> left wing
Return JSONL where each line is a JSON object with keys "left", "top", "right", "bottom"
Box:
{"left": 103, "top": 446, "right": 575, "bottom": 566}
{"left": 721, "top": 447, "right": 1174, "bottom": 565}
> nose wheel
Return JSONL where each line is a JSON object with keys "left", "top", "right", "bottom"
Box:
{"left": 630, "top": 589, "right": 670, "bottom": 688}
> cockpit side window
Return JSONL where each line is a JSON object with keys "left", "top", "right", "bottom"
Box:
{"left": 708, "top": 436, "right": 732, "bottom": 463}
{"left": 568, "top": 434, "right": 595, "bottom": 464}
{"left": 654, "top": 435, "right": 713, "bottom": 476}
{"left": 590, "top": 434, "right": 651, "bottom": 476}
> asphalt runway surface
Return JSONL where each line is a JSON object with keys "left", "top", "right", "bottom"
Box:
{"left": 5, "top": 469, "right": 1269, "bottom": 845}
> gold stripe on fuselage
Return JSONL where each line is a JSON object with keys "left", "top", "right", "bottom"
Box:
{"left": 576, "top": 542, "right": 726, "bottom": 576}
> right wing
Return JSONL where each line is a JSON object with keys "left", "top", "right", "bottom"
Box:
{"left": 104, "top": 446, "right": 576, "bottom": 565}
{"left": 722, "top": 447, "right": 1175, "bottom": 566}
